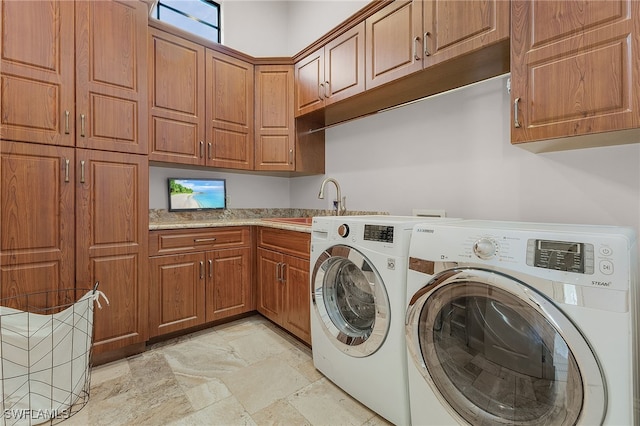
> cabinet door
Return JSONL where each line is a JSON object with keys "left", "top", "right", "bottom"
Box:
{"left": 149, "top": 253, "right": 205, "bottom": 337}
{"left": 206, "top": 247, "right": 252, "bottom": 321}
{"left": 75, "top": 149, "right": 149, "bottom": 354}
{"left": 283, "top": 254, "right": 311, "bottom": 345}
{"left": 510, "top": 0, "right": 640, "bottom": 144}
{"left": 257, "top": 248, "right": 284, "bottom": 324}
{"left": 423, "top": 0, "right": 509, "bottom": 67}
{"left": 75, "top": 0, "right": 148, "bottom": 154}
{"left": 0, "top": 142, "right": 75, "bottom": 306}
{"left": 205, "top": 50, "right": 254, "bottom": 170}
{"left": 0, "top": 0, "right": 75, "bottom": 146}
{"left": 294, "top": 47, "right": 325, "bottom": 117}
{"left": 325, "top": 22, "right": 366, "bottom": 105}
{"left": 255, "top": 65, "right": 295, "bottom": 171}
{"left": 366, "top": 1, "right": 423, "bottom": 89}
{"left": 149, "top": 28, "right": 206, "bottom": 165}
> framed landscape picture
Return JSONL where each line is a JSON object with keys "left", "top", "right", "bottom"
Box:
{"left": 168, "top": 178, "right": 226, "bottom": 211}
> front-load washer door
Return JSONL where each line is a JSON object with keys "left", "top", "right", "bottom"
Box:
{"left": 312, "top": 244, "right": 390, "bottom": 357}
{"left": 406, "top": 267, "right": 606, "bottom": 425}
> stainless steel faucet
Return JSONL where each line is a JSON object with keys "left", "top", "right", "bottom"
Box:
{"left": 318, "top": 177, "right": 346, "bottom": 215}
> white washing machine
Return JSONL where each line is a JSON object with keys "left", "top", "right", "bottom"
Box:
{"left": 405, "top": 220, "right": 639, "bottom": 426}
{"left": 311, "top": 215, "right": 456, "bottom": 425}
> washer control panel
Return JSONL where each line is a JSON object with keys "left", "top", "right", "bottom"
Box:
{"left": 526, "top": 239, "right": 595, "bottom": 274}
{"left": 473, "top": 238, "right": 498, "bottom": 260}
{"left": 363, "top": 224, "right": 395, "bottom": 243}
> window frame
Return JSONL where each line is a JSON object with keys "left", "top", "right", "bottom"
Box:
{"left": 155, "top": 0, "right": 221, "bottom": 43}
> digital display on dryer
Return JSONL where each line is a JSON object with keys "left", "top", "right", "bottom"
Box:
{"left": 364, "top": 225, "right": 394, "bottom": 243}
{"left": 528, "top": 239, "right": 594, "bottom": 274}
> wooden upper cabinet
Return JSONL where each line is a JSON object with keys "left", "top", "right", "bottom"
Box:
{"left": 423, "top": 0, "right": 509, "bottom": 67}
{"left": 295, "top": 47, "right": 325, "bottom": 116}
{"left": 365, "top": 1, "right": 423, "bottom": 90}
{"left": 149, "top": 28, "right": 205, "bottom": 164}
{"left": 255, "top": 65, "right": 295, "bottom": 171}
{"left": 295, "top": 22, "right": 365, "bottom": 117}
{"left": 75, "top": 0, "right": 148, "bottom": 154}
{"left": 0, "top": 0, "right": 75, "bottom": 146}
{"left": 206, "top": 50, "right": 255, "bottom": 170}
{"left": 510, "top": 0, "right": 640, "bottom": 147}
{"left": 0, "top": 142, "right": 75, "bottom": 300}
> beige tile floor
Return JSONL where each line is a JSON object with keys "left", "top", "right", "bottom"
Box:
{"left": 67, "top": 315, "right": 393, "bottom": 426}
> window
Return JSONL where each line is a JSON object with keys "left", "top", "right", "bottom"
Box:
{"left": 155, "top": 0, "right": 220, "bottom": 42}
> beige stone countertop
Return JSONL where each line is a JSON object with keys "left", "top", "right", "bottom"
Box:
{"left": 148, "top": 208, "right": 389, "bottom": 233}
{"left": 149, "top": 218, "right": 313, "bottom": 233}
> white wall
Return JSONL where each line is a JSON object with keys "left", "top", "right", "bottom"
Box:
{"left": 290, "top": 75, "right": 640, "bottom": 235}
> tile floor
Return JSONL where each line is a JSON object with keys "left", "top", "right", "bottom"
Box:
{"left": 67, "top": 315, "right": 393, "bottom": 426}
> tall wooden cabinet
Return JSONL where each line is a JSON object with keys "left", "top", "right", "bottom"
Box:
{"left": 510, "top": 0, "right": 640, "bottom": 148}
{"left": 0, "top": 0, "right": 150, "bottom": 359}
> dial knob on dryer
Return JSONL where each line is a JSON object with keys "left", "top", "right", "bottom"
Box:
{"left": 337, "top": 224, "right": 350, "bottom": 238}
{"left": 473, "top": 238, "right": 497, "bottom": 259}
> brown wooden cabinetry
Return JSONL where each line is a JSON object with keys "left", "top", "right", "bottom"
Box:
{"left": 206, "top": 50, "right": 255, "bottom": 170}
{"left": 257, "top": 227, "right": 311, "bottom": 344}
{"left": 148, "top": 227, "right": 253, "bottom": 337}
{"left": 0, "top": 142, "right": 75, "bottom": 298}
{"left": 255, "top": 65, "right": 295, "bottom": 171}
{"left": 0, "top": 142, "right": 149, "bottom": 357}
{"left": 75, "top": 150, "right": 149, "bottom": 355}
{"left": 149, "top": 28, "right": 205, "bottom": 165}
{"left": 510, "top": 0, "right": 640, "bottom": 150}
{"left": 295, "top": 23, "right": 365, "bottom": 117}
{"left": 0, "top": 0, "right": 148, "bottom": 154}
{"left": 366, "top": 0, "right": 509, "bottom": 90}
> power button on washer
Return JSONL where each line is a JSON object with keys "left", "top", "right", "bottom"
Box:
{"left": 600, "top": 246, "right": 613, "bottom": 256}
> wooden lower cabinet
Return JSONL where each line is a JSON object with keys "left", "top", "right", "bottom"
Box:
{"left": 257, "top": 227, "right": 311, "bottom": 345}
{"left": 148, "top": 227, "right": 253, "bottom": 337}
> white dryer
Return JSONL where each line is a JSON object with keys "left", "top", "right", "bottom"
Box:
{"left": 405, "top": 220, "right": 638, "bottom": 425}
{"left": 311, "top": 215, "right": 454, "bottom": 425}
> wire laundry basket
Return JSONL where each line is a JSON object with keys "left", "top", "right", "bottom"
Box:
{"left": 0, "top": 284, "right": 108, "bottom": 425}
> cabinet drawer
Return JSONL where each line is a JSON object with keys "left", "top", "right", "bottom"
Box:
{"left": 149, "top": 227, "right": 251, "bottom": 256}
{"left": 257, "top": 227, "right": 310, "bottom": 259}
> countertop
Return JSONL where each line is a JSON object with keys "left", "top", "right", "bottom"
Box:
{"left": 149, "top": 208, "right": 389, "bottom": 233}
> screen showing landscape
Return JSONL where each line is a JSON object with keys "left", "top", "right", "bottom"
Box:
{"left": 168, "top": 178, "right": 226, "bottom": 211}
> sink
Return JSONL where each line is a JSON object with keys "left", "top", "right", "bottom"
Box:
{"left": 262, "top": 217, "right": 313, "bottom": 226}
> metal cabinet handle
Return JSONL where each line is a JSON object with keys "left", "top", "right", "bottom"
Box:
{"left": 200, "top": 261, "right": 205, "bottom": 280}
{"left": 289, "top": 149, "right": 293, "bottom": 165}
{"left": 325, "top": 81, "right": 330, "bottom": 98}
{"left": 194, "top": 238, "right": 217, "bottom": 243}
{"left": 208, "top": 259, "right": 213, "bottom": 278}
{"left": 80, "top": 114, "right": 86, "bottom": 137}
{"left": 413, "top": 36, "right": 421, "bottom": 61}
{"left": 64, "top": 110, "right": 70, "bottom": 134}
{"left": 208, "top": 142, "right": 212, "bottom": 160}
{"left": 318, "top": 83, "right": 324, "bottom": 100}
{"left": 276, "top": 262, "right": 282, "bottom": 282}
{"left": 280, "top": 263, "right": 286, "bottom": 284}
{"left": 199, "top": 141, "right": 204, "bottom": 158}
{"left": 80, "top": 160, "right": 85, "bottom": 183}
{"left": 64, "top": 158, "right": 70, "bottom": 182}
{"left": 423, "top": 32, "right": 431, "bottom": 57}
{"left": 514, "top": 97, "right": 521, "bottom": 128}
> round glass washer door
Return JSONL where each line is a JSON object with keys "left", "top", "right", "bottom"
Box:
{"left": 312, "top": 245, "right": 390, "bottom": 357}
{"left": 406, "top": 268, "right": 606, "bottom": 425}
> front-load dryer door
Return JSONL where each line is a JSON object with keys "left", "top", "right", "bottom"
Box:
{"left": 406, "top": 268, "right": 606, "bottom": 425}
{"left": 312, "top": 244, "right": 390, "bottom": 357}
